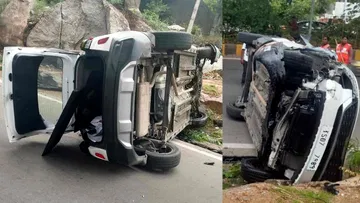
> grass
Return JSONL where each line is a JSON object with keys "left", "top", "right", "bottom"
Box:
{"left": 273, "top": 186, "right": 334, "bottom": 203}
{"left": 343, "top": 138, "right": 360, "bottom": 177}
{"left": 178, "top": 109, "right": 222, "bottom": 146}
{"left": 202, "top": 84, "right": 221, "bottom": 97}
{"left": 223, "top": 163, "right": 245, "bottom": 189}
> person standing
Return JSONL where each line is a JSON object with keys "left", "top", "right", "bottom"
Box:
{"left": 336, "top": 36, "right": 353, "bottom": 65}
{"left": 321, "top": 36, "right": 331, "bottom": 50}
{"left": 241, "top": 43, "right": 249, "bottom": 84}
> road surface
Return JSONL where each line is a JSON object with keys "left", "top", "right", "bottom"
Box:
{"left": 222, "top": 58, "right": 360, "bottom": 157}
{"left": 0, "top": 82, "right": 222, "bottom": 203}
{"left": 222, "top": 58, "right": 257, "bottom": 157}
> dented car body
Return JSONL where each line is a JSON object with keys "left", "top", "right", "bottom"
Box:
{"left": 228, "top": 32, "right": 359, "bottom": 183}
{"left": 2, "top": 31, "right": 220, "bottom": 170}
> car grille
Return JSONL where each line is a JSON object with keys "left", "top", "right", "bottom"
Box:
{"left": 316, "top": 101, "right": 358, "bottom": 182}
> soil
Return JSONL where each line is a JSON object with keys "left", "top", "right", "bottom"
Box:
{"left": 223, "top": 176, "right": 360, "bottom": 203}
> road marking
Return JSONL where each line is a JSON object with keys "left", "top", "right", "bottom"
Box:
{"left": 173, "top": 139, "right": 222, "bottom": 161}
{"left": 223, "top": 57, "right": 241, "bottom": 60}
{"left": 0, "top": 79, "right": 63, "bottom": 104}
{"left": 223, "top": 143, "right": 256, "bottom": 149}
{"left": 38, "top": 94, "right": 62, "bottom": 104}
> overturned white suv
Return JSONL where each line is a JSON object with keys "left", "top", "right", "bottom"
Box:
{"left": 226, "top": 32, "right": 359, "bottom": 183}
{"left": 2, "top": 31, "right": 220, "bottom": 170}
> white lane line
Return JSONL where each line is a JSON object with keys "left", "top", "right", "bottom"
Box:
{"left": 223, "top": 143, "right": 256, "bottom": 149}
{"left": 0, "top": 79, "right": 63, "bottom": 104}
{"left": 38, "top": 94, "right": 62, "bottom": 104}
{"left": 0, "top": 79, "right": 222, "bottom": 160}
{"left": 172, "top": 139, "right": 222, "bottom": 161}
{"left": 223, "top": 57, "right": 241, "bottom": 60}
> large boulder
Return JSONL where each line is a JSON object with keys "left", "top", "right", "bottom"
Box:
{"left": 0, "top": 0, "right": 35, "bottom": 46}
{"left": 123, "top": 10, "right": 152, "bottom": 32}
{"left": 27, "top": 0, "right": 130, "bottom": 49}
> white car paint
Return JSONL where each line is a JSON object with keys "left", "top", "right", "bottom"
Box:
{"left": 2, "top": 47, "right": 78, "bottom": 142}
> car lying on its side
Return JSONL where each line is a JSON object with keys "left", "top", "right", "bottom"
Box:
{"left": 2, "top": 31, "right": 220, "bottom": 170}
{"left": 226, "top": 32, "right": 359, "bottom": 183}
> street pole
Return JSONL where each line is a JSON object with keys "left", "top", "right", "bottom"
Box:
{"left": 187, "top": 0, "right": 201, "bottom": 33}
{"left": 308, "top": 0, "right": 316, "bottom": 40}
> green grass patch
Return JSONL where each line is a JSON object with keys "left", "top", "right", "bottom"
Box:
{"left": 273, "top": 186, "right": 334, "bottom": 203}
{"left": 223, "top": 163, "right": 245, "bottom": 189}
{"left": 344, "top": 138, "right": 360, "bottom": 176}
{"left": 178, "top": 109, "right": 222, "bottom": 145}
{"left": 202, "top": 84, "right": 220, "bottom": 97}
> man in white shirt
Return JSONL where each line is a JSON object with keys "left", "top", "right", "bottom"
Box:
{"left": 241, "top": 43, "right": 248, "bottom": 84}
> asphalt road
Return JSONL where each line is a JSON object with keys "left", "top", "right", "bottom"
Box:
{"left": 222, "top": 58, "right": 360, "bottom": 157}
{"left": 0, "top": 82, "right": 222, "bottom": 203}
{"left": 222, "top": 58, "right": 256, "bottom": 157}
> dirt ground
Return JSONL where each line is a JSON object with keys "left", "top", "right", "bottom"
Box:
{"left": 223, "top": 176, "right": 360, "bottom": 203}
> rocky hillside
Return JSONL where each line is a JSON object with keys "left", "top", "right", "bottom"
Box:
{"left": 0, "top": 0, "right": 152, "bottom": 50}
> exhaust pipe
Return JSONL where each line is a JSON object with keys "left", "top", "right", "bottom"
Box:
{"left": 136, "top": 67, "right": 150, "bottom": 137}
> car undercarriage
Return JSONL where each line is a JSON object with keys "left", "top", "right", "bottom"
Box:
{"left": 226, "top": 32, "right": 359, "bottom": 183}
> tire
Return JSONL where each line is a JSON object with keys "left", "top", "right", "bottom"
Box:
{"left": 241, "top": 157, "right": 281, "bottom": 183}
{"left": 237, "top": 32, "right": 265, "bottom": 45}
{"left": 283, "top": 50, "right": 314, "bottom": 73}
{"left": 190, "top": 111, "right": 208, "bottom": 128}
{"left": 145, "top": 142, "right": 181, "bottom": 171}
{"left": 79, "top": 141, "right": 90, "bottom": 155}
{"left": 152, "top": 31, "right": 192, "bottom": 51}
{"left": 226, "top": 102, "right": 245, "bottom": 120}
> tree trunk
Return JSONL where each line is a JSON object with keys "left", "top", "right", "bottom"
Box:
{"left": 210, "top": 0, "right": 222, "bottom": 35}
{"left": 124, "top": 0, "right": 141, "bottom": 12}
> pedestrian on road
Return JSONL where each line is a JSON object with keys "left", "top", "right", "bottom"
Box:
{"left": 241, "top": 43, "right": 248, "bottom": 84}
{"left": 336, "top": 36, "right": 353, "bottom": 65}
{"left": 289, "top": 16, "right": 300, "bottom": 41}
{"left": 321, "top": 36, "right": 331, "bottom": 50}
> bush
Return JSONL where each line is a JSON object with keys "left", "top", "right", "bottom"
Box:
{"left": 142, "top": 0, "right": 169, "bottom": 31}
{"left": 0, "top": 0, "right": 11, "bottom": 14}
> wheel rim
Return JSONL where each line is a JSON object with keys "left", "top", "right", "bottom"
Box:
{"left": 134, "top": 139, "right": 174, "bottom": 154}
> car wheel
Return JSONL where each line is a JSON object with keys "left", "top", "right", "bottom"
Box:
{"left": 190, "top": 111, "right": 208, "bottom": 128}
{"left": 145, "top": 141, "right": 181, "bottom": 171}
{"left": 241, "top": 157, "right": 282, "bottom": 183}
{"left": 79, "top": 141, "right": 90, "bottom": 155}
{"left": 152, "top": 31, "right": 192, "bottom": 51}
{"left": 226, "top": 102, "right": 245, "bottom": 120}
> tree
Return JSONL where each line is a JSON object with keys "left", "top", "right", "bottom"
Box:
{"left": 223, "top": 0, "right": 336, "bottom": 42}
{"left": 124, "top": 0, "right": 141, "bottom": 11}
{"left": 204, "top": 0, "right": 222, "bottom": 35}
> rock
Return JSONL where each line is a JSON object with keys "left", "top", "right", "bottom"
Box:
{"left": 123, "top": 10, "right": 152, "bottom": 32}
{"left": 124, "top": 0, "right": 141, "bottom": 13}
{"left": 27, "top": 0, "right": 130, "bottom": 49}
{"left": 0, "top": 0, "right": 35, "bottom": 46}
{"left": 105, "top": 2, "right": 131, "bottom": 33}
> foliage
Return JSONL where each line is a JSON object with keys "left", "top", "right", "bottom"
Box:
{"left": 223, "top": 163, "right": 245, "bottom": 189}
{"left": 273, "top": 186, "right": 334, "bottom": 203}
{"left": 203, "top": 0, "right": 219, "bottom": 13}
{"left": 345, "top": 139, "right": 360, "bottom": 173}
{"left": 142, "top": 0, "right": 170, "bottom": 31}
{"left": 223, "top": 0, "right": 336, "bottom": 42}
{"left": 0, "top": 0, "right": 10, "bottom": 15}
{"left": 108, "top": 0, "right": 124, "bottom": 6}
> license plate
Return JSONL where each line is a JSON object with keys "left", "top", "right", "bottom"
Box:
{"left": 306, "top": 126, "right": 333, "bottom": 171}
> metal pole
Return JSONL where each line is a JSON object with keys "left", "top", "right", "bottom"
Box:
{"left": 308, "top": 0, "right": 316, "bottom": 40}
{"left": 187, "top": 0, "right": 201, "bottom": 33}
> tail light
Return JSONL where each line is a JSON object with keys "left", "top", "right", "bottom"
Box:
{"left": 98, "top": 37, "right": 109, "bottom": 45}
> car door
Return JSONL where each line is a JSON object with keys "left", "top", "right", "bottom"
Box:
{"left": 2, "top": 47, "right": 79, "bottom": 142}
